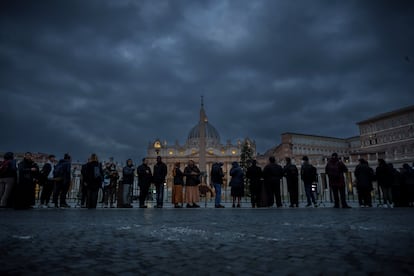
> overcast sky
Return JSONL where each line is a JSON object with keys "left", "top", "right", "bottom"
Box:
{"left": 1, "top": 0, "right": 413, "bottom": 163}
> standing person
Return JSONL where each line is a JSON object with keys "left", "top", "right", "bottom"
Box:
{"left": 102, "top": 160, "right": 119, "bottom": 208}
{"left": 121, "top": 159, "right": 134, "bottom": 208}
{"left": 39, "top": 155, "right": 56, "bottom": 208}
{"left": 183, "top": 160, "right": 201, "bottom": 208}
{"left": 211, "top": 162, "right": 225, "bottom": 208}
{"left": 246, "top": 160, "right": 262, "bottom": 208}
{"left": 354, "top": 158, "right": 374, "bottom": 207}
{"left": 14, "top": 152, "right": 39, "bottom": 209}
{"left": 137, "top": 158, "right": 152, "bottom": 208}
{"left": 400, "top": 164, "right": 413, "bottom": 207}
{"left": 325, "top": 153, "right": 351, "bottom": 208}
{"left": 153, "top": 156, "right": 167, "bottom": 208}
{"left": 80, "top": 160, "right": 89, "bottom": 208}
{"left": 84, "top": 154, "right": 103, "bottom": 209}
{"left": 172, "top": 162, "right": 184, "bottom": 208}
{"left": 388, "top": 163, "right": 403, "bottom": 207}
{"left": 229, "top": 161, "right": 244, "bottom": 208}
{"left": 301, "top": 156, "right": 318, "bottom": 208}
{"left": 263, "top": 157, "right": 284, "bottom": 208}
{"left": 376, "top": 159, "right": 393, "bottom": 208}
{"left": 52, "top": 153, "right": 72, "bottom": 208}
{"left": 284, "top": 157, "right": 299, "bottom": 208}
{"left": 0, "top": 152, "right": 17, "bottom": 208}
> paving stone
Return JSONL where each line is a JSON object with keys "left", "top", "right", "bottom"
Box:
{"left": 1, "top": 207, "right": 413, "bottom": 275}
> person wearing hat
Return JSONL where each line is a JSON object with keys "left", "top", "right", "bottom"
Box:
{"left": 325, "top": 153, "right": 351, "bottom": 208}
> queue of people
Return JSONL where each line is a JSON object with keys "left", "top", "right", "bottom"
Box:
{"left": 1, "top": 151, "right": 414, "bottom": 209}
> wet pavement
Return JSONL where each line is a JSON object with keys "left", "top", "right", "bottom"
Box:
{"left": 1, "top": 205, "right": 413, "bottom": 275}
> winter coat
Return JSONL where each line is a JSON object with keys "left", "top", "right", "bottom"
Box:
{"left": 0, "top": 159, "right": 17, "bottom": 179}
{"left": 376, "top": 164, "right": 393, "bottom": 188}
{"left": 210, "top": 163, "right": 224, "bottom": 184}
{"left": 301, "top": 162, "right": 317, "bottom": 184}
{"left": 325, "top": 159, "right": 348, "bottom": 187}
{"left": 153, "top": 162, "right": 167, "bottom": 184}
{"left": 229, "top": 165, "right": 244, "bottom": 188}
{"left": 246, "top": 165, "right": 262, "bottom": 186}
{"left": 137, "top": 164, "right": 152, "bottom": 187}
{"left": 122, "top": 165, "right": 135, "bottom": 184}
{"left": 173, "top": 167, "right": 184, "bottom": 185}
{"left": 84, "top": 161, "right": 103, "bottom": 190}
{"left": 184, "top": 165, "right": 201, "bottom": 186}
{"left": 354, "top": 163, "right": 374, "bottom": 191}
{"left": 263, "top": 163, "right": 284, "bottom": 185}
{"left": 56, "top": 159, "right": 71, "bottom": 184}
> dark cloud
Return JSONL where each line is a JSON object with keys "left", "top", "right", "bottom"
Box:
{"left": 1, "top": 0, "right": 413, "bottom": 162}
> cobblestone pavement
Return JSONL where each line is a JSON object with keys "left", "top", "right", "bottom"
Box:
{"left": 1, "top": 205, "right": 413, "bottom": 275}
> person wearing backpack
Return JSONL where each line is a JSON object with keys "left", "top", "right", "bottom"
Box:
{"left": 325, "top": 153, "right": 351, "bottom": 208}
{"left": 52, "top": 153, "right": 72, "bottom": 208}
{"left": 0, "top": 152, "right": 17, "bottom": 208}
{"left": 284, "top": 157, "right": 299, "bottom": 208}
{"left": 301, "top": 156, "right": 318, "bottom": 208}
{"left": 84, "top": 153, "right": 103, "bottom": 209}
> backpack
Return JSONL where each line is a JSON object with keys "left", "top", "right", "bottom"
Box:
{"left": 53, "top": 162, "right": 64, "bottom": 180}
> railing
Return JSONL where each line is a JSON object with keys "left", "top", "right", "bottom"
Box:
{"left": 33, "top": 173, "right": 372, "bottom": 207}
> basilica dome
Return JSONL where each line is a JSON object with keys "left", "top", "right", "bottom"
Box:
{"left": 187, "top": 121, "right": 221, "bottom": 147}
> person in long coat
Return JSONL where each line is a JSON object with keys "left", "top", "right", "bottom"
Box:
{"left": 263, "top": 157, "right": 284, "bottom": 208}
{"left": 325, "top": 153, "right": 351, "bottom": 208}
{"left": 376, "top": 159, "right": 393, "bottom": 207}
{"left": 354, "top": 158, "right": 374, "bottom": 207}
{"left": 183, "top": 160, "right": 201, "bottom": 208}
{"left": 230, "top": 162, "right": 244, "bottom": 208}
{"left": 246, "top": 160, "right": 262, "bottom": 208}
{"left": 84, "top": 154, "right": 103, "bottom": 209}
{"left": 15, "top": 152, "right": 39, "bottom": 209}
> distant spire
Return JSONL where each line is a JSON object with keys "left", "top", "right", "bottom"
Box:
{"left": 200, "top": 95, "right": 207, "bottom": 123}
